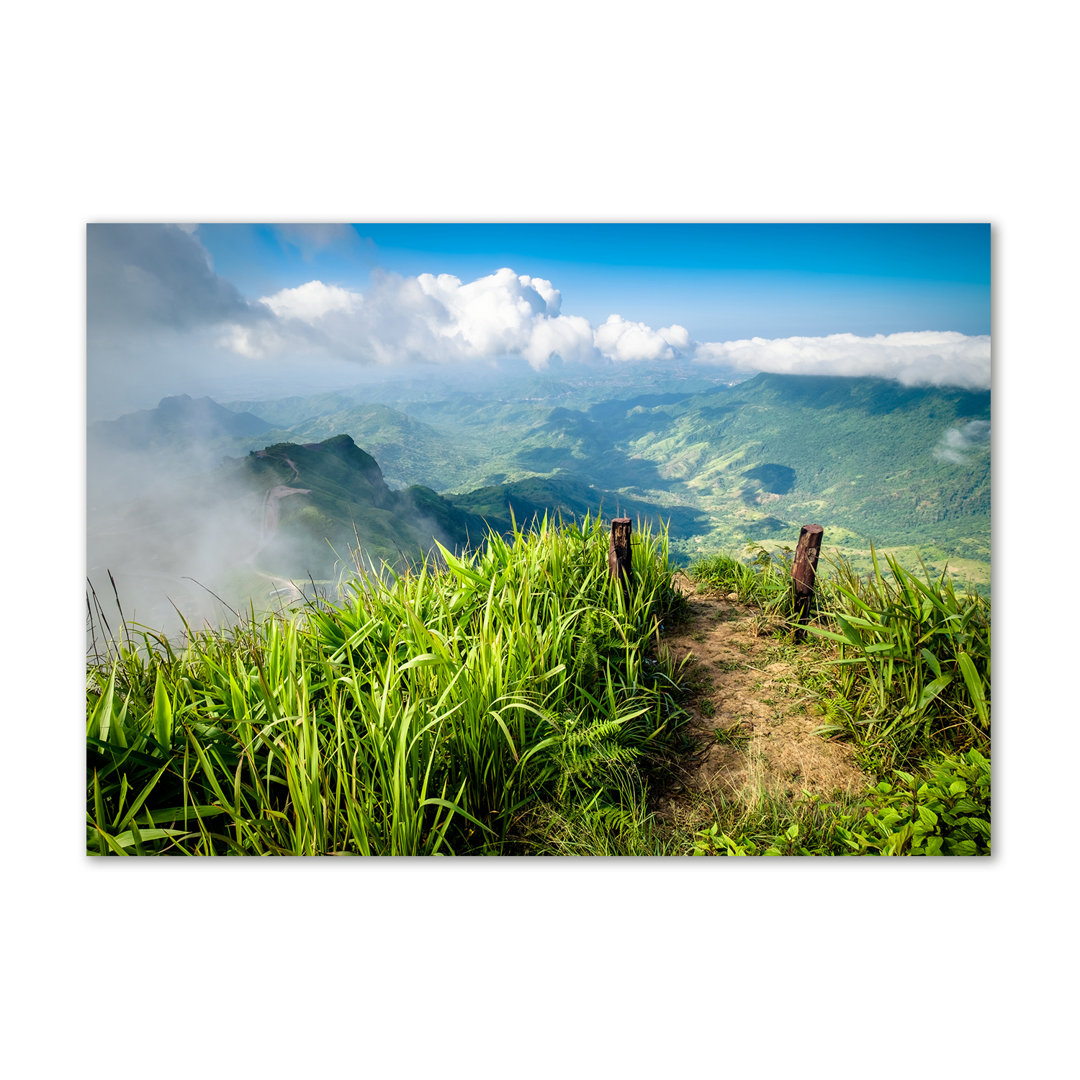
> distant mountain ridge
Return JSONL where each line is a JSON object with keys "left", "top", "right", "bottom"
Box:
{"left": 224, "top": 394, "right": 484, "bottom": 490}
{"left": 89, "top": 393, "right": 272, "bottom": 450}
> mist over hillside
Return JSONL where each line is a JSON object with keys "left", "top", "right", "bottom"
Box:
{"left": 86, "top": 395, "right": 489, "bottom": 639}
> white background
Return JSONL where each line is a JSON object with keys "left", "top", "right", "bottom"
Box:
{"left": 4, "top": 2, "right": 1071, "bottom": 1075}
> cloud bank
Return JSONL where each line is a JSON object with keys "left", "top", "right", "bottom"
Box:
{"left": 693, "top": 331, "right": 990, "bottom": 389}
{"left": 88, "top": 223, "right": 265, "bottom": 333}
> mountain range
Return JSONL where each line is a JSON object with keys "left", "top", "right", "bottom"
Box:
{"left": 87, "top": 369, "right": 991, "bottom": 623}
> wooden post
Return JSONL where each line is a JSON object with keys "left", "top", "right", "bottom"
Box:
{"left": 790, "top": 524, "right": 823, "bottom": 640}
{"left": 608, "top": 517, "right": 632, "bottom": 602}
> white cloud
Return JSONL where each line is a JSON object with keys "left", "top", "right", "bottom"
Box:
{"left": 694, "top": 330, "right": 991, "bottom": 389}
{"left": 416, "top": 268, "right": 557, "bottom": 356}
{"left": 933, "top": 419, "right": 991, "bottom": 463}
{"left": 261, "top": 280, "right": 361, "bottom": 321}
{"left": 594, "top": 314, "right": 691, "bottom": 363}
{"left": 229, "top": 267, "right": 597, "bottom": 369}
{"left": 524, "top": 312, "right": 596, "bottom": 368}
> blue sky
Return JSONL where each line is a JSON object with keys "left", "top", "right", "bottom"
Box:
{"left": 196, "top": 223, "right": 990, "bottom": 340}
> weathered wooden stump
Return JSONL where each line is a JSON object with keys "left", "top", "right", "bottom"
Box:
{"left": 790, "top": 523, "right": 823, "bottom": 640}
{"left": 608, "top": 517, "right": 632, "bottom": 603}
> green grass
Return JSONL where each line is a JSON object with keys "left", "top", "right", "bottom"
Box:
{"left": 687, "top": 542, "right": 990, "bottom": 773}
{"left": 681, "top": 541, "right": 991, "bottom": 855}
{"left": 808, "top": 546, "right": 990, "bottom": 769}
{"left": 87, "top": 515, "right": 686, "bottom": 855}
{"left": 687, "top": 544, "right": 795, "bottom": 608}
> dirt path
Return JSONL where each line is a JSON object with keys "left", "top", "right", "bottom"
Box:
{"left": 655, "top": 574, "right": 866, "bottom": 825}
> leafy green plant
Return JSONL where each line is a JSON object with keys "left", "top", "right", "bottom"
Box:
{"left": 691, "top": 823, "right": 761, "bottom": 855}
{"left": 846, "top": 749, "right": 991, "bottom": 855}
{"left": 690, "top": 750, "right": 989, "bottom": 857}
{"left": 808, "top": 547, "right": 990, "bottom": 767}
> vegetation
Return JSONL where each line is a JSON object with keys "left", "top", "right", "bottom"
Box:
{"left": 87, "top": 512, "right": 990, "bottom": 856}
{"left": 690, "top": 750, "right": 990, "bottom": 856}
{"left": 685, "top": 540, "right": 991, "bottom": 855}
{"left": 87, "top": 517, "right": 686, "bottom": 855}
{"left": 687, "top": 546, "right": 796, "bottom": 608}
{"left": 688, "top": 541, "right": 991, "bottom": 772}
{"left": 809, "top": 548, "right": 990, "bottom": 769}
{"left": 86, "top": 374, "right": 991, "bottom": 857}
{"left": 92, "top": 372, "right": 990, "bottom": 607}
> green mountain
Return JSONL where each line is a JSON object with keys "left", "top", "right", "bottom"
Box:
{"left": 231, "top": 434, "right": 490, "bottom": 579}
{"left": 225, "top": 392, "right": 483, "bottom": 490}
{"left": 448, "top": 471, "right": 709, "bottom": 539}
{"left": 227, "top": 363, "right": 728, "bottom": 492}
{"left": 346, "top": 371, "right": 989, "bottom": 582}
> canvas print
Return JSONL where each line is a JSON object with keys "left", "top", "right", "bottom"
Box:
{"left": 86, "top": 223, "right": 991, "bottom": 856}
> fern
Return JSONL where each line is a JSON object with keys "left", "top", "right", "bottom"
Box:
{"left": 550, "top": 714, "right": 643, "bottom": 800}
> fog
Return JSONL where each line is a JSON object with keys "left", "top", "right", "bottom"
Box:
{"left": 86, "top": 437, "right": 291, "bottom": 646}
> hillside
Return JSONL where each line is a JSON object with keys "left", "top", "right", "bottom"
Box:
{"left": 86, "top": 432, "right": 490, "bottom": 637}
{"left": 622, "top": 373, "right": 990, "bottom": 555}
{"left": 232, "top": 434, "right": 490, "bottom": 578}
{"left": 224, "top": 392, "right": 486, "bottom": 490}
{"left": 363, "top": 370, "right": 991, "bottom": 590}
{"left": 87, "top": 516, "right": 991, "bottom": 857}
{"left": 448, "top": 470, "right": 708, "bottom": 538}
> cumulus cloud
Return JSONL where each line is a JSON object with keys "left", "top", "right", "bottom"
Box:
{"left": 933, "top": 419, "right": 991, "bottom": 463}
{"left": 261, "top": 280, "right": 361, "bottom": 321}
{"left": 524, "top": 312, "right": 596, "bottom": 368}
{"left": 226, "top": 267, "right": 599, "bottom": 369}
{"left": 593, "top": 314, "right": 691, "bottom": 363}
{"left": 694, "top": 330, "right": 991, "bottom": 389}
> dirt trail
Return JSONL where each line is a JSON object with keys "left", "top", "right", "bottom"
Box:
{"left": 655, "top": 574, "right": 866, "bottom": 823}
